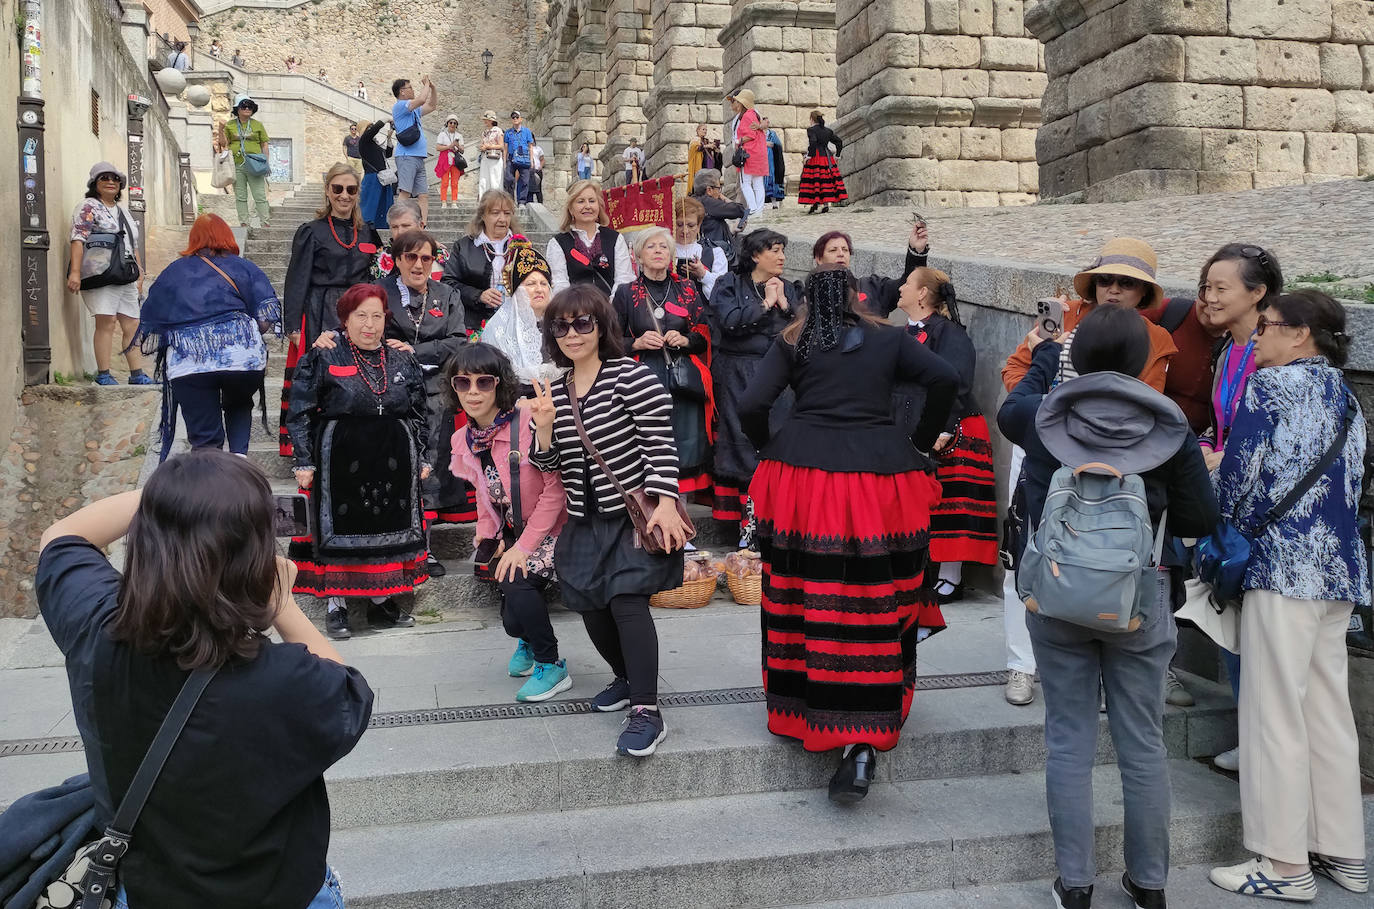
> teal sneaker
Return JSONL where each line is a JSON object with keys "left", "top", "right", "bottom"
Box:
{"left": 516, "top": 660, "right": 572, "bottom": 702}
{"left": 507, "top": 639, "right": 535, "bottom": 677}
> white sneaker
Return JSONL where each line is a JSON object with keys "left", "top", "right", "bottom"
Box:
{"left": 1164, "top": 668, "right": 1195, "bottom": 706}
{"left": 1004, "top": 670, "right": 1034, "bottom": 706}
{"left": 1209, "top": 857, "right": 1316, "bottom": 901}
{"left": 1213, "top": 746, "right": 1239, "bottom": 772}
{"left": 1309, "top": 853, "right": 1368, "bottom": 893}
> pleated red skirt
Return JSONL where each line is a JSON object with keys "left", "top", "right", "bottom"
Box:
{"left": 797, "top": 154, "right": 848, "bottom": 206}
{"left": 929, "top": 415, "right": 999, "bottom": 566}
{"left": 750, "top": 461, "right": 945, "bottom": 752}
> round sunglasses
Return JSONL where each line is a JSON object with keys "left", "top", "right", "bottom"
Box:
{"left": 329, "top": 183, "right": 359, "bottom": 196}
{"left": 451, "top": 374, "right": 499, "bottom": 393}
{"left": 550, "top": 314, "right": 598, "bottom": 338}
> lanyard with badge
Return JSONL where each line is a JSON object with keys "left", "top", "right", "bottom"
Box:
{"left": 1216, "top": 337, "right": 1256, "bottom": 444}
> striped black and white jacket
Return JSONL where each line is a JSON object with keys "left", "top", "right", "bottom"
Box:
{"left": 529, "top": 357, "right": 679, "bottom": 517}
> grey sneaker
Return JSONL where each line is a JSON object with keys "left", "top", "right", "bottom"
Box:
{"left": 1004, "top": 669, "right": 1035, "bottom": 706}
{"left": 1164, "top": 669, "right": 1195, "bottom": 706}
{"left": 591, "top": 677, "right": 631, "bottom": 712}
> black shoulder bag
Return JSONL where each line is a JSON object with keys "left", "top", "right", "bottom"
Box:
{"left": 37, "top": 668, "right": 217, "bottom": 909}
{"left": 508, "top": 417, "right": 523, "bottom": 538}
{"left": 78, "top": 209, "right": 141, "bottom": 291}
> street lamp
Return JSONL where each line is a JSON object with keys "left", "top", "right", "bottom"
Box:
{"left": 481, "top": 49, "right": 493, "bottom": 80}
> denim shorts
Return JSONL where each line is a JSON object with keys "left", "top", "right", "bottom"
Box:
{"left": 114, "top": 865, "right": 344, "bottom": 908}
{"left": 394, "top": 155, "right": 428, "bottom": 196}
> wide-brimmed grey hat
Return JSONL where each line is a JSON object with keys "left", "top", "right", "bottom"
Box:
{"left": 1035, "top": 372, "right": 1187, "bottom": 476}
{"left": 88, "top": 162, "right": 127, "bottom": 184}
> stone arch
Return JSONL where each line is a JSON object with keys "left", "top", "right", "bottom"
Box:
{"left": 643, "top": 0, "right": 730, "bottom": 181}
{"left": 537, "top": 0, "right": 609, "bottom": 198}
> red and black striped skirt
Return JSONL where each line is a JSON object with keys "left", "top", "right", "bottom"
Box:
{"left": 750, "top": 461, "right": 945, "bottom": 752}
{"left": 797, "top": 154, "right": 848, "bottom": 206}
{"left": 929, "top": 415, "right": 999, "bottom": 566}
{"left": 278, "top": 332, "right": 304, "bottom": 457}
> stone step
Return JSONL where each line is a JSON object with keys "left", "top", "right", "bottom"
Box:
{"left": 320, "top": 676, "right": 1237, "bottom": 831}
{"left": 326, "top": 760, "right": 1245, "bottom": 909}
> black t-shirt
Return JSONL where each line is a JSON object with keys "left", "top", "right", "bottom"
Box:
{"left": 35, "top": 536, "right": 374, "bottom": 909}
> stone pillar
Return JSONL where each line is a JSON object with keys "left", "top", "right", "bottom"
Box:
{"left": 718, "top": 0, "right": 839, "bottom": 192}
{"left": 601, "top": 0, "right": 655, "bottom": 179}
{"left": 536, "top": 0, "right": 610, "bottom": 197}
{"left": 1027, "top": 0, "right": 1374, "bottom": 203}
{"left": 833, "top": 0, "right": 1044, "bottom": 207}
{"left": 120, "top": 6, "right": 152, "bottom": 80}
{"left": 643, "top": 0, "right": 730, "bottom": 181}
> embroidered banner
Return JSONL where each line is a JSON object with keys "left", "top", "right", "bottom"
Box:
{"left": 605, "top": 176, "right": 676, "bottom": 231}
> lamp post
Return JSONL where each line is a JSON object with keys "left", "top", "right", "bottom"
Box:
{"left": 481, "top": 48, "right": 493, "bottom": 80}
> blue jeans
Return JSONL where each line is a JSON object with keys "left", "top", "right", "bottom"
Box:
{"left": 510, "top": 163, "right": 530, "bottom": 202}
{"left": 578, "top": 166, "right": 592, "bottom": 180}
{"left": 115, "top": 865, "right": 344, "bottom": 908}
{"left": 1026, "top": 601, "right": 1177, "bottom": 890}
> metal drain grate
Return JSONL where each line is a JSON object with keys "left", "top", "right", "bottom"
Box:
{"left": 0, "top": 671, "right": 1010, "bottom": 755}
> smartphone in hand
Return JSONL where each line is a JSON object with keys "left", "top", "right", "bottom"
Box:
{"left": 1035, "top": 298, "right": 1065, "bottom": 339}
{"left": 273, "top": 494, "right": 311, "bottom": 538}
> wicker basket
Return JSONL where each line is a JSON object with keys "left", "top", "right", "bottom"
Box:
{"left": 725, "top": 572, "right": 762, "bottom": 606}
{"left": 650, "top": 574, "right": 719, "bottom": 609}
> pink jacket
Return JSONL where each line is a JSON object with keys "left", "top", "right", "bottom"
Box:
{"left": 450, "top": 403, "right": 567, "bottom": 553}
{"left": 735, "top": 109, "right": 769, "bottom": 177}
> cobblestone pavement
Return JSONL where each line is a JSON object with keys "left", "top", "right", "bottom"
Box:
{"left": 759, "top": 178, "right": 1374, "bottom": 290}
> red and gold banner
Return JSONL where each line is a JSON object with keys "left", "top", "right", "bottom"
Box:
{"left": 604, "top": 176, "right": 676, "bottom": 232}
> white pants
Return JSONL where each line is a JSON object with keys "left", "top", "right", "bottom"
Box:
{"left": 1238, "top": 589, "right": 1365, "bottom": 864}
{"left": 1003, "top": 444, "right": 1036, "bottom": 673}
{"left": 739, "top": 173, "right": 765, "bottom": 214}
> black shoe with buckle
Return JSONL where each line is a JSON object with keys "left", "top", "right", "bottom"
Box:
{"left": 367, "top": 598, "right": 415, "bottom": 629}
{"left": 828, "top": 744, "right": 876, "bottom": 803}
{"left": 326, "top": 609, "right": 351, "bottom": 640}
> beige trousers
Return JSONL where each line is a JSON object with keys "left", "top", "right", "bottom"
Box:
{"left": 1239, "top": 589, "right": 1366, "bottom": 864}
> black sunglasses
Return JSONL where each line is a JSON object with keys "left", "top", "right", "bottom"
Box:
{"left": 550, "top": 314, "right": 598, "bottom": 338}
{"left": 329, "top": 183, "right": 359, "bottom": 196}
{"left": 451, "top": 374, "right": 498, "bottom": 393}
{"left": 1094, "top": 274, "right": 1142, "bottom": 291}
{"left": 1239, "top": 245, "right": 1273, "bottom": 269}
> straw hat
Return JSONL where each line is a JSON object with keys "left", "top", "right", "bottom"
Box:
{"left": 727, "top": 88, "right": 756, "bottom": 109}
{"left": 1073, "top": 237, "right": 1164, "bottom": 309}
{"left": 482, "top": 110, "right": 499, "bottom": 125}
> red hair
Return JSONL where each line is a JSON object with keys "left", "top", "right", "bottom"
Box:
{"left": 181, "top": 213, "right": 240, "bottom": 257}
{"left": 811, "top": 230, "right": 852, "bottom": 261}
{"left": 336, "top": 283, "right": 388, "bottom": 325}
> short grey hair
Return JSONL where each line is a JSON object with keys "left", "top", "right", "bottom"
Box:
{"left": 631, "top": 226, "right": 675, "bottom": 261}
{"left": 692, "top": 168, "right": 721, "bottom": 194}
{"left": 386, "top": 198, "right": 422, "bottom": 226}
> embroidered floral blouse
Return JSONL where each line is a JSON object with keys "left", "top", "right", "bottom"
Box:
{"left": 1214, "top": 357, "right": 1370, "bottom": 606}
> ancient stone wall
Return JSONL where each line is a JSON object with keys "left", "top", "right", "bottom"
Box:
{"left": 833, "top": 0, "right": 1044, "bottom": 207}
{"left": 1028, "top": 0, "right": 1374, "bottom": 202}
{"left": 718, "top": 0, "right": 839, "bottom": 191}
{"left": 197, "top": 0, "right": 537, "bottom": 152}
{"left": 643, "top": 0, "right": 730, "bottom": 181}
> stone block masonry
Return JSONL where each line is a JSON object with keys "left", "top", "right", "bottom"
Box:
{"left": 1028, "top": 0, "right": 1374, "bottom": 202}
{"left": 833, "top": 0, "right": 1045, "bottom": 207}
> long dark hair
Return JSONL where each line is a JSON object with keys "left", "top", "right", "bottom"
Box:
{"left": 541, "top": 284, "right": 625, "bottom": 367}
{"left": 113, "top": 450, "right": 278, "bottom": 670}
{"left": 441, "top": 341, "right": 521, "bottom": 414}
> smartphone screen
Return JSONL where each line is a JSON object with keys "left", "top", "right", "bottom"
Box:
{"left": 273, "top": 493, "right": 311, "bottom": 538}
{"left": 675, "top": 258, "right": 691, "bottom": 279}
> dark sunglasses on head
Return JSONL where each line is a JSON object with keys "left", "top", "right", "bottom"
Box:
{"left": 1094, "top": 274, "right": 1142, "bottom": 291}
{"left": 451, "top": 374, "right": 499, "bottom": 393}
{"left": 1239, "top": 245, "right": 1273, "bottom": 269}
{"left": 401, "top": 252, "right": 435, "bottom": 265}
{"left": 1254, "top": 315, "right": 1296, "bottom": 336}
{"left": 550, "top": 314, "right": 598, "bottom": 338}
{"left": 329, "top": 183, "right": 359, "bottom": 196}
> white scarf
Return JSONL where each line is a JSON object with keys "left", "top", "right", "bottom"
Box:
{"left": 476, "top": 231, "right": 511, "bottom": 289}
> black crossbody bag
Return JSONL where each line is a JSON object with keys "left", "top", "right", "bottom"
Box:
{"left": 37, "top": 668, "right": 217, "bottom": 909}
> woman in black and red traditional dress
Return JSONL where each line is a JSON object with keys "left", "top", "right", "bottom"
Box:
{"left": 797, "top": 111, "right": 847, "bottom": 215}
{"left": 894, "top": 267, "right": 998, "bottom": 603}
{"left": 612, "top": 226, "right": 714, "bottom": 499}
{"left": 707, "top": 229, "right": 801, "bottom": 547}
{"left": 286, "top": 283, "right": 432, "bottom": 641}
{"left": 739, "top": 266, "right": 958, "bottom": 804}
{"left": 279, "top": 163, "right": 382, "bottom": 455}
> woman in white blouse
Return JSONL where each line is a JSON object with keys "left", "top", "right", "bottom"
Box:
{"left": 545, "top": 179, "right": 634, "bottom": 298}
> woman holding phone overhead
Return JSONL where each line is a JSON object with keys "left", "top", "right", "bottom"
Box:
{"left": 529, "top": 285, "right": 688, "bottom": 759}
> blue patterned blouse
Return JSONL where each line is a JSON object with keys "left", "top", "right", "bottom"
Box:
{"left": 1214, "top": 357, "right": 1370, "bottom": 606}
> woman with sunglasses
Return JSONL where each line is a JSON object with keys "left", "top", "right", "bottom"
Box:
{"left": 612, "top": 226, "right": 715, "bottom": 500}
{"left": 446, "top": 343, "right": 571, "bottom": 702}
{"left": 278, "top": 164, "right": 382, "bottom": 456}
{"left": 529, "top": 285, "right": 689, "bottom": 758}
{"left": 1209, "top": 291, "right": 1369, "bottom": 901}
{"left": 287, "top": 283, "right": 432, "bottom": 641}
{"left": 708, "top": 228, "right": 802, "bottom": 547}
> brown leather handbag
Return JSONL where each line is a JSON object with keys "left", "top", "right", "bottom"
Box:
{"left": 566, "top": 381, "right": 695, "bottom": 554}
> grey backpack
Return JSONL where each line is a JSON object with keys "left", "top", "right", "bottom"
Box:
{"left": 1016, "top": 462, "right": 1167, "bottom": 633}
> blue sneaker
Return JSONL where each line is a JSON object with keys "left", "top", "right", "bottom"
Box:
{"left": 507, "top": 640, "right": 534, "bottom": 677}
{"left": 516, "top": 660, "right": 572, "bottom": 702}
{"left": 616, "top": 705, "right": 666, "bottom": 757}
{"left": 128, "top": 371, "right": 156, "bottom": 386}
{"left": 591, "top": 677, "right": 631, "bottom": 712}
{"left": 94, "top": 372, "right": 118, "bottom": 386}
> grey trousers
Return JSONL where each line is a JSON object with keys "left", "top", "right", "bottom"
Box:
{"left": 1026, "top": 600, "right": 1177, "bottom": 890}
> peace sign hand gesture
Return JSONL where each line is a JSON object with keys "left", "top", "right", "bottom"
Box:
{"left": 530, "top": 378, "right": 557, "bottom": 430}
